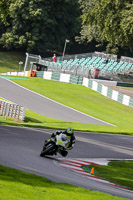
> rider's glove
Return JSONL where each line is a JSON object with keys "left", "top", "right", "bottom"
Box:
{"left": 56, "top": 131, "right": 61, "bottom": 135}
{"left": 51, "top": 133, "right": 55, "bottom": 137}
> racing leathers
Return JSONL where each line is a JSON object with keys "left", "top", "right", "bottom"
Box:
{"left": 44, "top": 130, "right": 75, "bottom": 156}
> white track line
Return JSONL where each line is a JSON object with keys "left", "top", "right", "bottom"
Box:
{"left": 0, "top": 76, "right": 115, "bottom": 126}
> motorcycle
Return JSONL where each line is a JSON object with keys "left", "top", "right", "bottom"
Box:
{"left": 40, "top": 133, "right": 70, "bottom": 157}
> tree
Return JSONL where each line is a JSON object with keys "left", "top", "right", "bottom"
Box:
{"left": 0, "top": 0, "right": 80, "bottom": 54}
{"left": 0, "top": 0, "right": 9, "bottom": 24}
{"left": 76, "top": 0, "right": 101, "bottom": 44}
{"left": 0, "top": 0, "right": 15, "bottom": 24}
{"left": 120, "top": 3, "right": 133, "bottom": 53}
{"left": 77, "top": 0, "right": 133, "bottom": 54}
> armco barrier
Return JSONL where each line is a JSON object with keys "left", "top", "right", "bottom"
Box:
{"left": 70, "top": 75, "right": 83, "bottom": 85}
{"left": 0, "top": 99, "right": 25, "bottom": 120}
{"left": 1, "top": 71, "right": 133, "bottom": 108}
{"left": 60, "top": 74, "right": 70, "bottom": 83}
{"left": 51, "top": 72, "right": 60, "bottom": 81}
{"left": 117, "top": 82, "right": 133, "bottom": 87}
{"left": 36, "top": 71, "right": 44, "bottom": 78}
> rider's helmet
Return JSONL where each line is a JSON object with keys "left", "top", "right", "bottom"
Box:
{"left": 66, "top": 127, "right": 74, "bottom": 136}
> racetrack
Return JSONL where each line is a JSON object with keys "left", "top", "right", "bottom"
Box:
{"left": 0, "top": 77, "right": 113, "bottom": 125}
{"left": 0, "top": 76, "right": 133, "bottom": 199}
{"left": 0, "top": 125, "right": 133, "bottom": 199}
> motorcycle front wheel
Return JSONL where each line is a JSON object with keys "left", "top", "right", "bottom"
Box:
{"left": 40, "top": 143, "right": 55, "bottom": 157}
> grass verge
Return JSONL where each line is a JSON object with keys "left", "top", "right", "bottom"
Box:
{"left": 5, "top": 76, "right": 133, "bottom": 135}
{"left": 0, "top": 165, "right": 129, "bottom": 200}
{"left": 0, "top": 76, "right": 133, "bottom": 134}
{"left": 0, "top": 109, "right": 133, "bottom": 135}
{"left": 82, "top": 161, "right": 133, "bottom": 190}
{"left": 0, "top": 51, "right": 25, "bottom": 73}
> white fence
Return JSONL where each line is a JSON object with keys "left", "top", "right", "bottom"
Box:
{"left": 0, "top": 100, "right": 25, "bottom": 120}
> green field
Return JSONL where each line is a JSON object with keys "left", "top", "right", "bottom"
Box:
{"left": 0, "top": 53, "right": 133, "bottom": 199}
{"left": 0, "top": 75, "right": 133, "bottom": 134}
{"left": 6, "top": 77, "right": 133, "bottom": 135}
{"left": 0, "top": 51, "right": 25, "bottom": 72}
{"left": 82, "top": 160, "right": 133, "bottom": 190}
{"left": 0, "top": 165, "right": 129, "bottom": 200}
{"left": 0, "top": 52, "right": 133, "bottom": 135}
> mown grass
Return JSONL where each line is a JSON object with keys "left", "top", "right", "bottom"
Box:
{"left": 0, "top": 53, "right": 132, "bottom": 199}
{"left": 7, "top": 77, "right": 133, "bottom": 135}
{"left": 0, "top": 165, "right": 129, "bottom": 200}
{"left": 0, "top": 51, "right": 25, "bottom": 72}
{"left": 82, "top": 161, "right": 133, "bottom": 190}
{"left": 0, "top": 76, "right": 133, "bottom": 134}
{"left": 0, "top": 109, "right": 115, "bottom": 133}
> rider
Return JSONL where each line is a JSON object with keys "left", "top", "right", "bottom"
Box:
{"left": 44, "top": 127, "right": 75, "bottom": 156}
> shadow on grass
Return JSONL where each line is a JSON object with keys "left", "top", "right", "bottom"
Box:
{"left": 24, "top": 116, "right": 42, "bottom": 123}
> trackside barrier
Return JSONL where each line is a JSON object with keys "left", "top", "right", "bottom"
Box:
{"left": 41, "top": 71, "right": 133, "bottom": 108}
{"left": 0, "top": 71, "right": 133, "bottom": 108}
{"left": 0, "top": 71, "right": 30, "bottom": 76}
{"left": 0, "top": 103, "right": 4, "bottom": 119}
{"left": 82, "top": 77, "right": 133, "bottom": 107}
{"left": 0, "top": 100, "right": 25, "bottom": 120}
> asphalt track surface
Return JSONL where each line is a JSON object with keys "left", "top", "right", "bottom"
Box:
{"left": 0, "top": 77, "right": 113, "bottom": 125}
{"left": 0, "top": 126, "right": 133, "bottom": 199}
{"left": 0, "top": 76, "right": 133, "bottom": 199}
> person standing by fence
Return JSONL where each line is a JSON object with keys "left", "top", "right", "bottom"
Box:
{"left": 52, "top": 54, "right": 56, "bottom": 62}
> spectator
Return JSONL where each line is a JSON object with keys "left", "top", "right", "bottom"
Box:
{"left": 106, "top": 56, "right": 109, "bottom": 64}
{"left": 52, "top": 54, "right": 56, "bottom": 62}
{"left": 88, "top": 69, "right": 92, "bottom": 79}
